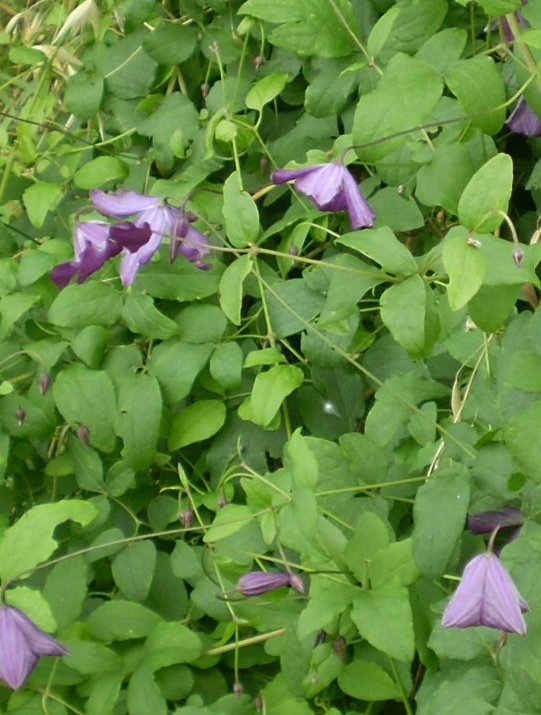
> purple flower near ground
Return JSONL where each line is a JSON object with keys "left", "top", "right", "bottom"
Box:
{"left": 90, "top": 189, "right": 210, "bottom": 284}
{"left": 441, "top": 551, "right": 528, "bottom": 635}
{"left": 272, "top": 162, "right": 375, "bottom": 229}
{"left": 237, "top": 571, "right": 304, "bottom": 597}
{"left": 506, "top": 96, "right": 541, "bottom": 137}
{"left": 50, "top": 220, "right": 151, "bottom": 289}
{"left": 0, "top": 605, "right": 68, "bottom": 689}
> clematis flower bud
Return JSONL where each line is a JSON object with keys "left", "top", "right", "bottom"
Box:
{"left": 236, "top": 571, "right": 304, "bottom": 597}
{"left": 15, "top": 407, "right": 25, "bottom": 427}
{"left": 76, "top": 425, "right": 90, "bottom": 447}
{"left": 0, "top": 604, "right": 68, "bottom": 689}
{"left": 506, "top": 96, "right": 541, "bottom": 137}
{"left": 39, "top": 373, "right": 52, "bottom": 396}
{"left": 442, "top": 551, "right": 528, "bottom": 635}
{"left": 272, "top": 161, "right": 375, "bottom": 229}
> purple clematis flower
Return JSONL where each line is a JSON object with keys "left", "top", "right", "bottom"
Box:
{"left": 272, "top": 162, "right": 375, "bottom": 229}
{"left": 0, "top": 604, "right": 68, "bottom": 689}
{"left": 467, "top": 506, "right": 523, "bottom": 535}
{"left": 90, "top": 189, "right": 210, "bottom": 284}
{"left": 50, "top": 220, "right": 151, "bottom": 289}
{"left": 237, "top": 571, "right": 304, "bottom": 597}
{"left": 441, "top": 551, "right": 528, "bottom": 635}
{"left": 506, "top": 96, "right": 541, "bottom": 137}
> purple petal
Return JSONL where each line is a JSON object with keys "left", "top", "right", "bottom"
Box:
{"left": 175, "top": 225, "right": 211, "bottom": 269}
{"left": 271, "top": 166, "right": 320, "bottom": 185}
{"left": 237, "top": 572, "right": 292, "bottom": 596}
{"left": 90, "top": 189, "right": 161, "bottom": 218}
{"left": 109, "top": 222, "right": 153, "bottom": 252}
{"left": 294, "top": 163, "right": 345, "bottom": 210}
{"left": 467, "top": 506, "right": 523, "bottom": 535}
{"left": 0, "top": 606, "right": 67, "bottom": 690}
{"left": 506, "top": 97, "right": 541, "bottom": 137}
{"left": 73, "top": 221, "right": 111, "bottom": 259}
{"left": 341, "top": 169, "right": 376, "bottom": 229}
{"left": 50, "top": 261, "right": 81, "bottom": 289}
{"left": 442, "top": 552, "right": 527, "bottom": 635}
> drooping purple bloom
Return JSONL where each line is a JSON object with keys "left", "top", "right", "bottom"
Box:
{"left": 90, "top": 189, "right": 210, "bottom": 283}
{"left": 506, "top": 96, "right": 541, "bottom": 137}
{"left": 500, "top": 0, "right": 529, "bottom": 42}
{"left": 169, "top": 217, "right": 211, "bottom": 270}
{"left": 441, "top": 552, "right": 528, "bottom": 635}
{"left": 272, "top": 162, "right": 375, "bottom": 229}
{"left": 236, "top": 571, "right": 304, "bottom": 597}
{"left": 0, "top": 605, "right": 68, "bottom": 689}
{"left": 50, "top": 220, "right": 152, "bottom": 289}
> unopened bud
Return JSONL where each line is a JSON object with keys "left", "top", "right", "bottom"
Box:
{"left": 314, "top": 631, "right": 326, "bottom": 647}
{"left": 253, "top": 55, "right": 264, "bottom": 71}
{"left": 201, "top": 83, "right": 209, "bottom": 98}
{"left": 254, "top": 694, "right": 263, "bottom": 713}
{"left": 513, "top": 248, "right": 524, "bottom": 267}
{"left": 178, "top": 508, "right": 193, "bottom": 529}
{"left": 332, "top": 636, "right": 347, "bottom": 662}
{"left": 233, "top": 682, "right": 243, "bottom": 699}
{"left": 76, "top": 425, "right": 90, "bottom": 446}
{"left": 217, "top": 493, "right": 228, "bottom": 509}
{"left": 15, "top": 407, "right": 26, "bottom": 427}
{"left": 39, "top": 373, "right": 51, "bottom": 395}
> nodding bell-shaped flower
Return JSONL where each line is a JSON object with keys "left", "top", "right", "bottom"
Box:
{"left": 506, "top": 96, "right": 541, "bottom": 137}
{"left": 272, "top": 161, "right": 375, "bottom": 230}
{"left": 441, "top": 551, "right": 528, "bottom": 635}
{"left": 90, "top": 189, "right": 210, "bottom": 284}
{"left": 236, "top": 571, "right": 304, "bottom": 597}
{"left": 0, "top": 604, "right": 68, "bottom": 689}
{"left": 50, "top": 220, "right": 152, "bottom": 289}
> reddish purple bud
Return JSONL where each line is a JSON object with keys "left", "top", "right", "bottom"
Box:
{"left": 39, "top": 374, "right": 51, "bottom": 396}
{"left": 513, "top": 248, "right": 524, "bottom": 267}
{"left": 15, "top": 407, "right": 25, "bottom": 427}
{"left": 442, "top": 551, "right": 528, "bottom": 635}
{"left": 178, "top": 508, "right": 193, "bottom": 529}
{"left": 236, "top": 571, "right": 303, "bottom": 597}
{"left": 76, "top": 425, "right": 90, "bottom": 446}
{"left": 332, "top": 636, "right": 347, "bottom": 662}
{"left": 0, "top": 604, "right": 68, "bottom": 689}
{"left": 467, "top": 506, "right": 523, "bottom": 535}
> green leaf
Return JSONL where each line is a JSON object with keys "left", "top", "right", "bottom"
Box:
{"left": 128, "top": 666, "right": 167, "bottom": 715}
{"left": 416, "top": 142, "right": 475, "bottom": 214}
{"left": 505, "top": 351, "right": 541, "bottom": 392}
{"left": 22, "top": 182, "right": 63, "bottom": 228}
{"left": 87, "top": 600, "right": 161, "bottom": 641}
{"left": 353, "top": 54, "right": 443, "bottom": 162}
{"left": 223, "top": 173, "right": 260, "bottom": 247}
{"left": 412, "top": 467, "right": 471, "bottom": 578}
{"left": 53, "top": 365, "right": 117, "bottom": 452}
{"left": 0, "top": 293, "right": 40, "bottom": 341}
{"left": 49, "top": 282, "right": 123, "bottom": 328}
{"left": 337, "top": 227, "right": 417, "bottom": 275}
{"left": 442, "top": 226, "right": 486, "bottom": 310}
{"left": 74, "top": 156, "right": 128, "bottom": 190}
{"left": 121, "top": 292, "right": 178, "bottom": 340}
{"left": 148, "top": 342, "right": 212, "bottom": 404}
{"left": 287, "top": 428, "right": 318, "bottom": 489}
{"left": 246, "top": 72, "right": 290, "bottom": 112}
{"left": 177, "top": 304, "right": 227, "bottom": 343}
{"left": 0, "top": 500, "right": 97, "bottom": 581}
{"left": 469, "top": 285, "right": 520, "bottom": 332}
{"left": 136, "top": 253, "right": 220, "bottom": 301}
{"left": 142, "top": 24, "right": 198, "bottom": 65}
{"left": 416, "top": 28, "right": 468, "bottom": 76}
{"left": 297, "top": 576, "right": 359, "bottom": 638}
{"left": 239, "top": 0, "right": 358, "bottom": 58}
{"left": 85, "top": 672, "right": 123, "bottom": 715}
{"left": 478, "top": 0, "right": 521, "bottom": 14}
{"left": 168, "top": 400, "right": 226, "bottom": 449}
{"left": 218, "top": 254, "right": 252, "bottom": 325}
{"left": 203, "top": 504, "right": 253, "bottom": 542}
{"left": 373, "top": 0, "right": 447, "bottom": 62}
{"left": 116, "top": 374, "right": 162, "bottom": 470}
{"left": 112, "top": 542, "right": 157, "bottom": 602}
{"left": 68, "top": 436, "right": 105, "bottom": 492}
{"left": 64, "top": 71, "right": 103, "bottom": 119}
{"left": 143, "top": 622, "right": 203, "bottom": 669}
{"left": 244, "top": 365, "right": 304, "bottom": 427}
{"left": 5, "top": 587, "right": 57, "bottom": 632}
{"left": 504, "top": 401, "right": 541, "bottom": 483}
{"left": 63, "top": 641, "right": 122, "bottom": 675}
{"left": 351, "top": 582, "right": 415, "bottom": 662}
{"left": 458, "top": 153, "right": 513, "bottom": 233}
{"left": 338, "top": 660, "right": 401, "bottom": 700}
{"left": 445, "top": 56, "right": 506, "bottom": 135}
{"left": 102, "top": 32, "right": 157, "bottom": 100}
{"left": 370, "top": 539, "right": 421, "bottom": 588}
{"left": 44, "top": 556, "right": 88, "bottom": 629}
{"left": 380, "top": 275, "right": 427, "bottom": 356}
{"left": 371, "top": 188, "right": 424, "bottom": 232}
{"left": 319, "top": 254, "right": 383, "bottom": 325}
{"left": 210, "top": 342, "right": 243, "bottom": 390}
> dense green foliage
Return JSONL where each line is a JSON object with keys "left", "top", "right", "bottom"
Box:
{"left": 2, "top": 0, "right": 541, "bottom": 713}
